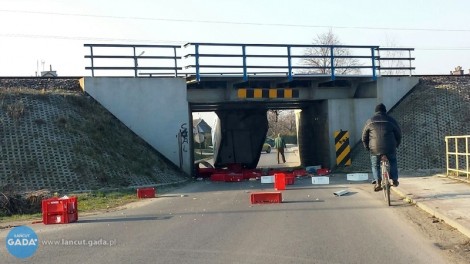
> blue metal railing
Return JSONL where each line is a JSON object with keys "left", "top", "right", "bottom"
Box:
{"left": 84, "top": 44, "right": 182, "bottom": 77}
{"left": 84, "top": 43, "right": 415, "bottom": 81}
{"left": 182, "top": 43, "right": 415, "bottom": 82}
{"left": 371, "top": 48, "right": 376, "bottom": 80}
{"left": 330, "top": 46, "right": 335, "bottom": 80}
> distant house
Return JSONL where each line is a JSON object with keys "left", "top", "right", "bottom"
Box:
{"left": 450, "top": 66, "right": 464, "bottom": 75}
{"left": 193, "top": 118, "right": 212, "bottom": 148}
{"left": 41, "top": 65, "right": 58, "bottom": 77}
{"left": 40, "top": 71, "right": 58, "bottom": 77}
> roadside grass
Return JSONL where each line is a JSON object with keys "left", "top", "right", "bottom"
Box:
{"left": 0, "top": 213, "right": 43, "bottom": 223}
{"left": 74, "top": 190, "right": 139, "bottom": 212}
{"left": 0, "top": 190, "right": 137, "bottom": 224}
{"left": 0, "top": 183, "right": 188, "bottom": 224}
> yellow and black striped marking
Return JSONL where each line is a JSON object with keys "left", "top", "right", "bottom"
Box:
{"left": 334, "top": 130, "right": 351, "bottom": 166}
{"left": 238, "top": 88, "right": 299, "bottom": 99}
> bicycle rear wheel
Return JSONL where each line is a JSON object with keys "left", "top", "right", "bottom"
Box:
{"left": 383, "top": 182, "right": 391, "bottom": 206}
{"left": 381, "top": 156, "right": 391, "bottom": 206}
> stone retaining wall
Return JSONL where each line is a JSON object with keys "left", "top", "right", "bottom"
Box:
{"left": 346, "top": 76, "right": 470, "bottom": 174}
{"left": 0, "top": 78, "right": 188, "bottom": 193}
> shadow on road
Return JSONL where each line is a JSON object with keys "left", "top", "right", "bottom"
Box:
{"left": 78, "top": 215, "right": 172, "bottom": 224}
{"left": 282, "top": 200, "right": 325, "bottom": 203}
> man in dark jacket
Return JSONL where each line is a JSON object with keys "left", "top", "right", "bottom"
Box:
{"left": 361, "top": 103, "right": 402, "bottom": 191}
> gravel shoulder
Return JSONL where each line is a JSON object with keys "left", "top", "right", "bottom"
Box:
{"left": 395, "top": 202, "right": 470, "bottom": 264}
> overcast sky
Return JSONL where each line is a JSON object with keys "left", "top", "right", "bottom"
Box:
{"left": 1, "top": 0, "right": 469, "bottom": 76}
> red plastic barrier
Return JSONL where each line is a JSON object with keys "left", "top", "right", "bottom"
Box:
{"left": 214, "top": 168, "right": 228, "bottom": 174}
{"left": 274, "top": 173, "right": 286, "bottom": 191}
{"left": 316, "top": 168, "right": 331, "bottom": 176}
{"left": 293, "top": 169, "right": 307, "bottom": 177}
{"left": 137, "top": 187, "right": 156, "bottom": 198}
{"left": 243, "top": 169, "right": 262, "bottom": 179}
{"left": 225, "top": 173, "right": 244, "bottom": 182}
{"left": 210, "top": 173, "right": 227, "bottom": 181}
{"left": 250, "top": 192, "right": 282, "bottom": 204}
{"left": 285, "top": 174, "right": 295, "bottom": 185}
{"left": 42, "top": 197, "right": 78, "bottom": 225}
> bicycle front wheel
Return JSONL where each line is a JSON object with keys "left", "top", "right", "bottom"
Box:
{"left": 383, "top": 183, "right": 391, "bottom": 206}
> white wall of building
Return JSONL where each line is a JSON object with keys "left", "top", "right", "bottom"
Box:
{"left": 81, "top": 77, "right": 191, "bottom": 175}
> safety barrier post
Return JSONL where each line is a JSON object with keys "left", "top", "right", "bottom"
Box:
{"left": 371, "top": 48, "right": 376, "bottom": 80}
{"left": 89, "top": 46, "right": 94, "bottom": 77}
{"left": 330, "top": 46, "right": 335, "bottom": 81}
{"left": 133, "top": 47, "right": 138, "bottom": 77}
{"left": 287, "top": 46, "right": 293, "bottom": 82}
{"left": 408, "top": 50, "right": 413, "bottom": 76}
{"left": 242, "top": 45, "right": 247, "bottom": 82}
{"left": 195, "top": 44, "right": 200, "bottom": 82}
{"left": 173, "top": 47, "right": 178, "bottom": 77}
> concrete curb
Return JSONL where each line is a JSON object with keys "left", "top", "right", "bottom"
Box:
{"left": 392, "top": 187, "right": 470, "bottom": 239}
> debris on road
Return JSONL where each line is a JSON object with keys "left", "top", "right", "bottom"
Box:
{"left": 333, "top": 189, "right": 349, "bottom": 196}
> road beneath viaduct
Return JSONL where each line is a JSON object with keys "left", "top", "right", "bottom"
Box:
{"left": 1, "top": 177, "right": 464, "bottom": 264}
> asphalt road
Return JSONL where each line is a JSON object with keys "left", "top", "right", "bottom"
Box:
{"left": 0, "top": 177, "right": 450, "bottom": 264}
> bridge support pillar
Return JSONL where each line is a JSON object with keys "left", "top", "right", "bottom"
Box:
{"left": 298, "top": 102, "right": 331, "bottom": 168}
{"left": 213, "top": 109, "right": 268, "bottom": 169}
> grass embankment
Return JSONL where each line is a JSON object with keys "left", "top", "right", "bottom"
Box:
{"left": 0, "top": 183, "right": 188, "bottom": 224}
{"left": 0, "top": 86, "right": 191, "bottom": 225}
{"left": 0, "top": 190, "right": 137, "bottom": 224}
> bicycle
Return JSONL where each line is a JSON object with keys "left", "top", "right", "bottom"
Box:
{"left": 380, "top": 155, "right": 392, "bottom": 206}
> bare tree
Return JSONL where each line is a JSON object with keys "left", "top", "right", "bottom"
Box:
{"left": 302, "top": 29, "right": 361, "bottom": 75}
{"left": 267, "top": 110, "right": 296, "bottom": 137}
{"left": 378, "top": 36, "right": 408, "bottom": 75}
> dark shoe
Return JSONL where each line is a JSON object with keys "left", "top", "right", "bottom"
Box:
{"left": 374, "top": 181, "right": 383, "bottom": 192}
{"left": 392, "top": 179, "right": 399, "bottom": 187}
{"left": 371, "top": 180, "right": 377, "bottom": 185}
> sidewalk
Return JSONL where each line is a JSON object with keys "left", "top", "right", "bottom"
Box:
{"left": 392, "top": 174, "right": 470, "bottom": 238}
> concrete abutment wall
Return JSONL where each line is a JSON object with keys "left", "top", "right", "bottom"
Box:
{"left": 80, "top": 77, "right": 193, "bottom": 175}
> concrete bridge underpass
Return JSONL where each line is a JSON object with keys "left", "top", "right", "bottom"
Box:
{"left": 81, "top": 42, "right": 417, "bottom": 176}
{"left": 189, "top": 75, "right": 418, "bottom": 171}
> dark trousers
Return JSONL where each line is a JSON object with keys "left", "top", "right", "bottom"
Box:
{"left": 277, "top": 148, "right": 286, "bottom": 163}
{"left": 370, "top": 153, "right": 398, "bottom": 181}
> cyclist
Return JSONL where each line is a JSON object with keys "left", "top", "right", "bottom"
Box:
{"left": 361, "top": 103, "right": 402, "bottom": 191}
